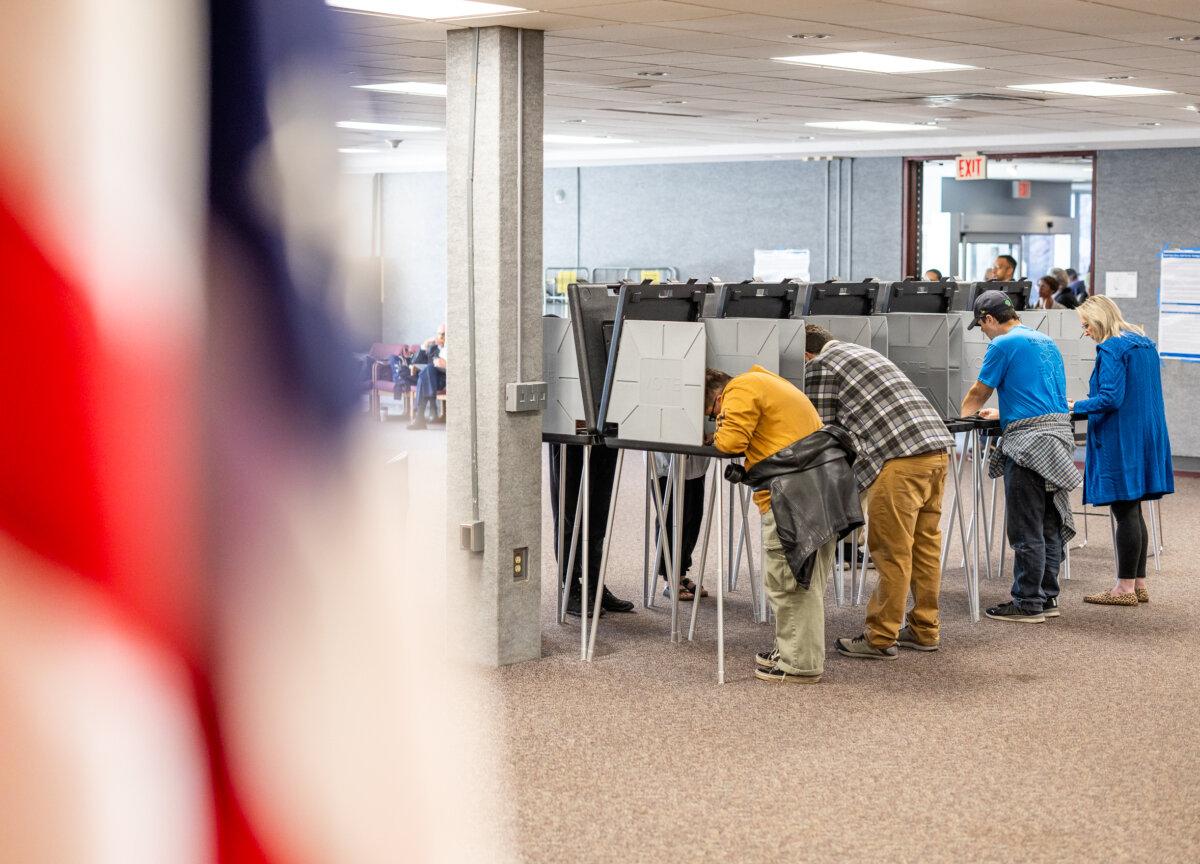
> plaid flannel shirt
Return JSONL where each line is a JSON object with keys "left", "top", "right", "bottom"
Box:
{"left": 987, "top": 413, "right": 1081, "bottom": 543}
{"left": 804, "top": 340, "right": 953, "bottom": 490}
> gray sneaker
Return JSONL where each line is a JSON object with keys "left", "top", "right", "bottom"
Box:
{"left": 835, "top": 634, "right": 898, "bottom": 660}
{"left": 896, "top": 625, "right": 939, "bottom": 652}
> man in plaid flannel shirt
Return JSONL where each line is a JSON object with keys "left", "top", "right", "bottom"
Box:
{"left": 803, "top": 325, "right": 953, "bottom": 660}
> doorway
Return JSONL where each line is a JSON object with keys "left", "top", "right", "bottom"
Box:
{"left": 904, "top": 153, "right": 1095, "bottom": 292}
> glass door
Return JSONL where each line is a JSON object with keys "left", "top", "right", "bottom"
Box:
{"left": 960, "top": 234, "right": 1021, "bottom": 282}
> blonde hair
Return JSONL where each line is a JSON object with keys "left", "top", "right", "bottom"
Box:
{"left": 1077, "top": 295, "right": 1144, "bottom": 343}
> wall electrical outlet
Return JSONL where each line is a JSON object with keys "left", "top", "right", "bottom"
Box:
{"left": 512, "top": 547, "right": 529, "bottom": 582}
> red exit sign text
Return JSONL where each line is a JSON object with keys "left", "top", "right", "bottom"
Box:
{"left": 955, "top": 154, "right": 987, "bottom": 180}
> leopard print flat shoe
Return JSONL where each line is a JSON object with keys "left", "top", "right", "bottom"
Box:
{"left": 1083, "top": 590, "right": 1139, "bottom": 606}
{"left": 1136, "top": 587, "right": 1150, "bottom": 604}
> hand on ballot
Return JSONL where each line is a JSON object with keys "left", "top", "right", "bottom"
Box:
{"left": 703, "top": 432, "right": 715, "bottom": 446}
{"left": 977, "top": 408, "right": 999, "bottom": 421}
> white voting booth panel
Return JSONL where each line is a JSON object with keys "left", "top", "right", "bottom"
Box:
{"left": 542, "top": 317, "right": 586, "bottom": 436}
{"left": 1040, "top": 310, "right": 1095, "bottom": 403}
{"left": 953, "top": 312, "right": 997, "bottom": 413}
{"left": 704, "top": 318, "right": 780, "bottom": 377}
{"left": 804, "top": 315, "right": 876, "bottom": 353}
{"left": 779, "top": 319, "right": 806, "bottom": 391}
{"left": 607, "top": 321, "right": 706, "bottom": 446}
{"left": 887, "top": 313, "right": 953, "bottom": 418}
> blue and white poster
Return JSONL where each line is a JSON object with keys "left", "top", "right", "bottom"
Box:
{"left": 1159, "top": 249, "right": 1200, "bottom": 361}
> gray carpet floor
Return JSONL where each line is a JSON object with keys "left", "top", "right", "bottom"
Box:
{"left": 381, "top": 420, "right": 1200, "bottom": 864}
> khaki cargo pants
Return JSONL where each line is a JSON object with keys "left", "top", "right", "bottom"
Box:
{"left": 762, "top": 510, "right": 836, "bottom": 677}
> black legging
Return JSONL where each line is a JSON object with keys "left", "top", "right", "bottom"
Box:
{"left": 1111, "top": 500, "right": 1149, "bottom": 580}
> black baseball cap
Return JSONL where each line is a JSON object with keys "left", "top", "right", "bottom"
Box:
{"left": 968, "top": 289, "right": 1015, "bottom": 329}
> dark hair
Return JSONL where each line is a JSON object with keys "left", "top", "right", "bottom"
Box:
{"left": 804, "top": 324, "right": 834, "bottom": 355}
{"left": 988, "top": 305, "right": 1019, "bottom": 324}
{"left": 704, "top": 368, "right": 732, "bottom": 404}
{"left": 1038, "top": 275, "right": 1058, "bottom": 293}
{"left": 1066, "top": 268, "right": 1078, "bottom": 279}
{"left": 925, "top": 268, "right": 943, "bottom": 281}
{"left": 997, "top": 254, "right": 1017, "bottom": 271}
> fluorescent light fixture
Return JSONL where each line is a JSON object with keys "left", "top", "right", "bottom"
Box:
{"left": 327, "top": 0, "right": 526, "bottom": 18}
{"left": 1008, "top": 81, "right": 1174, "bottom": 97}
{"left": 354, "top": 81, "right": 447, "bottom": 97}
{"left": 338, "top": 147, "right": 381, "bottom": 154}
{"left": 543, "top": 134, "right": 635, "bottom": 145}
{"left": 773, "top": 52, "right": 975, "bottom": 74}
{"left": 336, "top": 120, "right": 441, "bottom": 132}
{"left": 805, "top": 120, "right": 937, "bottom": 132}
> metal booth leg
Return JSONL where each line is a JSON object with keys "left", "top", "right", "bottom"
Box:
{"left": 688, "top": 462, "right": 719, "bottom": 642}
{"left": 716, "top": 474, "right": 727, "bottom": 684}
{"left": 670, "top": 454, "right": 685, "bottom": 643}
{"left": 560, "top": 465, "right": 584, "bottom": 624}
{"left": 555, "top": 444, "right": 567, "bottom": 625}
{"left": 642, "top": 454, "right": 652, "bottom": 608}
{"left": 580, "top": 445, "right": 591, "bottom": 661}
{"left": 588, "top": 449, "right": 625, "bottom": 660}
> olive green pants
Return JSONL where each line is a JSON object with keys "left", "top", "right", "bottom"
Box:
{"left": 762, "top": 510, "right": 836, "bottom": 677}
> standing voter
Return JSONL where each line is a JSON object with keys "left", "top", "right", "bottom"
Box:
{"left": 960, "top": 290, "right": 1081, "bottom": 624}
{"left": 802, "top": 325, "right": 953, "bottom": 659}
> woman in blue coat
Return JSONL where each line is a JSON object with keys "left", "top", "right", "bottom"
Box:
{"left": 1071, "top": 296, "right": 1173, "bottom": 606}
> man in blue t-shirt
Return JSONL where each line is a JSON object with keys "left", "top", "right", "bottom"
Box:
{"left": 961, "top": 291, "right": 1072, "bottom": 624}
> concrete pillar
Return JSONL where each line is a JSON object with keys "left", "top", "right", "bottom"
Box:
{"left": 445, "top": 26, "right": 544, "bottom": 666}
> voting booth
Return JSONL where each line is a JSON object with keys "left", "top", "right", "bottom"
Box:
{"left": 876, "top": 280, "right": 958, "bottom": 418}
{"left": 801, "top": 279, "right": 886, "bottom": 357}
{"left": 708, "top": 280, "right": 806, "bottom": 390}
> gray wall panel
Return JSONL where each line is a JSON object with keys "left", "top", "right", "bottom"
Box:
{"left": 380, "top": 171, "right": 448, "bottom": 344}
{"left": 1095, "top": 147, "right": 1200, "bottom": 458}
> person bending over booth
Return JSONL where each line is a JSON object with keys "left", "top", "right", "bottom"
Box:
{"left": 802, "top": 325, "right": 953, "bottom": 659}
{"left": 1073, "top": 296, "right": 1173, "bottom": 606}
{"left": 707, "top": 366, "right": 859, "bottom": 684}
{"left": 961, "top": 290, "right": 1081, "bottom": 624}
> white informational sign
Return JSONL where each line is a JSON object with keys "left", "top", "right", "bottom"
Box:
{"left": 1158, "top": 249, "right": 1200, "bottom": 360}
{"left": 1104, "top": 271, "right": 1138, "bottom": 298}
{"left": 753, "top": 248, "right": 810, "bottom": 283}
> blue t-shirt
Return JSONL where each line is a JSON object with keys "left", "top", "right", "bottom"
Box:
{"left": 978, "top": 324, "right": 1068, "bottom": 426}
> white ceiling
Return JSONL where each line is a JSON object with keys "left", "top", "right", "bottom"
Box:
{"left": 332, "top": 0, "right": 1200, "bottom": 170}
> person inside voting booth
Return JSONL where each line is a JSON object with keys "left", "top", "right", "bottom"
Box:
{"left": 651, "top": 453, "right": 709, "bottom": 601}
{"left": 706, "top": 366, "right": 861, "bottom": 684}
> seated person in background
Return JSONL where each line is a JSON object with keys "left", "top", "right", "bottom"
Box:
{"left": 652, "top": 453, "right": 709, "bottom": 601}
{"left": 408, "top": 324, "right": 447, "bottom": 430}
{"left": 707, "top": 365, "right": 837, "bottom": 684}
{"left": 1066, "top": 268, "right": 1088, "bottom": 298}
{"left": 924, "top": 268, "right": 943, "bottom": 282}
{"left": 1051, "top": 275, "right": 1080, "bottom": 309}
{"left": 1035, "top": 276, "right": 1059, "bottom": 309}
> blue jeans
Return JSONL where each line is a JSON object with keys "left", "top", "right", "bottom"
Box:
{"left": 1003, "top": 458, "right": 1063, "bottom": 613}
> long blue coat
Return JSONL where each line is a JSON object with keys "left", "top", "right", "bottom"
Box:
{"left": 1075, "top": 332, "right": 1173, "bottom": 506}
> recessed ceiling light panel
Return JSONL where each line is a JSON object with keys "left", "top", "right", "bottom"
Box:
{"left": 773, "top": 52, "right": 976, "bottom": 74}
{"left": 789, "top": 33, "right": 831, "bottom": 40}
{"left": 543, "top": 134, "right": 636, "bottom": 145}
{"left": 336, "top": 120, "right": 442, "bottom": 132}
{"left": 805, "top": 120, "right": 938, "bottom": 132}
{"left": 327, "top": 0, "right": 526, "bottom": 18}
{"left": 1008, "top": 81, "right": 1174, "bottom": 97}
{"left": 354, "top": 81, "right": 447, "bottom": 97}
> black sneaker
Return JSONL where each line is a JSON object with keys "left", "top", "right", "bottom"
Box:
{"left": 600, "top": 587, "right": 635, "bottom": 613}
{"left": 755, "top": 648, "right": 780, "bottom": 669}
{"left": 754, "top": 664, "right": 821, "bottom": 684}
{"left": 985, "top": 601, "right": 1045, "bottom": 623}
{"left": 565, "top": 593, "right": 605, "bottom": 618}
{"left": 1043, "top": 597, "right": 1060, "bottom": 618}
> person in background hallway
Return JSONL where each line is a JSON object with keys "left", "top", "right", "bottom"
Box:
{"left": 1067, "top": 268, "right": 1088, "bottom": 299}
{"left": 1072, "top": 297, "right": 1173, "bottom": 606}
{"left": 652, "top": 453, "right": 709, "bottom": 600}
{"left": 925, "top": 268, "right": 943, "bottom": 282}
{"left": 707, "top": 366, "right": 836, "bottom": 684}
{"left": 803, "top": 325, "right": 953, "bottom": 660}
{"left": 992, "top": 254, "right": 1017, "bottom": 282}
{"left": 961, "top": 291, "right": 1080, "bottom": 623}
{"left": 408, "top": 324, "right": 447, "bottom": 430}
{"left": 1035, "top": 276, "right": 1058, "bottom": 309}
{"left": 1051, "top": 267, "right": 1070, "bottom": 291}
{"left": 548, "top": 445, "right": 636, "bottom": 617}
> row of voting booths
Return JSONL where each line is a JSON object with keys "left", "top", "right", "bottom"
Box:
{"left": 541, "top": 277, "right": 1097, "bottom": 682}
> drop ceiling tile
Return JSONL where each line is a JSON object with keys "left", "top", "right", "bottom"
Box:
{"left": 556, "top": 2, "right": 735, "bottom": 24}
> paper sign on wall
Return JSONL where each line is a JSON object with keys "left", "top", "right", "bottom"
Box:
{"left": 1158, "top": 249, "right": 1200, "bottom": 360}
{"left": 1105, "top": 271, "right": 1138, "bottom": 298}
{"left": 753, "top": 248, "right": 810, "bottom": 283}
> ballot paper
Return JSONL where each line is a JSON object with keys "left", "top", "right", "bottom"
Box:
{"left": 753, "top": 248, "right": 810, "bottom": 283}
{"left": 1104, "top": 271, "right": 1137, "bottom": 298}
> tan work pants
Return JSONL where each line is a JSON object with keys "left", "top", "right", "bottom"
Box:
{"left": 762, "top": 510, "right": 836, "bottom": 677}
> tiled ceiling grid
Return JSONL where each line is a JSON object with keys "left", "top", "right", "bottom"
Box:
{"left": 333, "top": 0, "right": 1200, "bottom": 157}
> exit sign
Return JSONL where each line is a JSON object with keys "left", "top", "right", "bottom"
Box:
{"left": 956, "top": 153, "right": 987, "bottom": 180}
{"left": 1012, "top": 179, "right": 1032, "bottom": 199}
